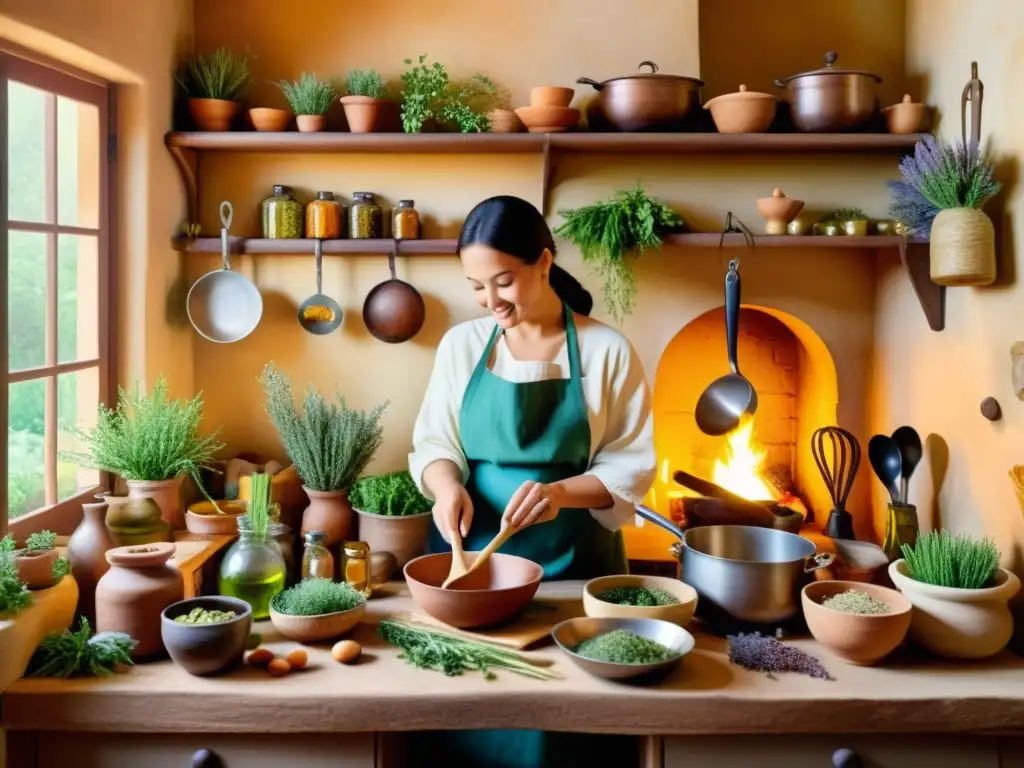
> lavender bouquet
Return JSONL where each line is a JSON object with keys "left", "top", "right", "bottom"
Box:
{"left": 888, "top": 135, "right": 1000, "bottom": 239}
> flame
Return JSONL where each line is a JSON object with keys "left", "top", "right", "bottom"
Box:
{"left": 712, "top": 418, "right": 776, "bottom": 501}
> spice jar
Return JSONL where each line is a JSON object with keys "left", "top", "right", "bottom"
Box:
{"left": 306, "top": 191, "right": 344, "bottom": 239}
{"left": 349, "top": 192, "right": 382, "bottom": 239}
{"left": 302, "top": 530, "right": 335, "bottom": 580}
{"left": 218, "top": 515, "right": 287, "bottom": 620}
{"left": 261, "top": 184, "right": 304, "bottom": 239}
{"left": 393, "top": 200, "right": 420, "bottom": 240}
{"left": 343, "top": 541, "right": 372, "bottom": 597}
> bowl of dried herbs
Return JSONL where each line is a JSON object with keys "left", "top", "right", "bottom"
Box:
{"left": 801, "top": 579, "right": 911, "bottom": 666}
{"left": 551, "top": 616, "right": 694, "bottom": 682}
{"left": 583, "top": 575, "right": 697, "bottom": 627}
{"left": 161, "top": 596, "right": 252, "bottom": 677}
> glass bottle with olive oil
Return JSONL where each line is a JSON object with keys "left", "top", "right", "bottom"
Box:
{"left": 219, "top": 515, "right": 287, "bottom": 619}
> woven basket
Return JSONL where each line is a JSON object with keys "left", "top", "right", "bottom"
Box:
{"left": 1011, "top": 466, "right": 1024, "bottom": 518}
{"left": 929, "top": 207, "right": 996, "bottom": 286}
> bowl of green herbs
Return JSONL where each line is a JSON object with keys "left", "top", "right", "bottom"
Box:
{"left": 552, "top": 616, "right": 694, "bottom": 682}
{"left": 269, "top": 578, "right": 366, "bottom": 643}
{"left": 583, "top": 574, "right": 697, "bottom": 627}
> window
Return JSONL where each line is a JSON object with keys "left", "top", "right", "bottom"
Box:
{"left": 1, "top": 50, "right": 114, "bottom": 539}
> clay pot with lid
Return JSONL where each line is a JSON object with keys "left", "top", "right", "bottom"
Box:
{"left": 95, "top": 542, "right": 183, "bottom": 659}
{"left": 704, "top": 84, "right": 777, "bottom": 133}
{"left": 884, "top": 94, "right": 930, "bottom": 134}
{"left": 756, "top": 188, "right": 805, "bottom": 235}
{"left": 774, "top": 51, "right": 882, "bottom": 132}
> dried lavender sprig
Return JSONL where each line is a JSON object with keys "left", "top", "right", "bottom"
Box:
{"left": 727, "top": 632, "right": 834, "bottom": 681}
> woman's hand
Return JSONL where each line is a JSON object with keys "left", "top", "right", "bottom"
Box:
{"left": 503, "top": 481, "right": 561, "bottom": 530}
{"left": 432, "top": 482, "right": 474, "bottom": 542}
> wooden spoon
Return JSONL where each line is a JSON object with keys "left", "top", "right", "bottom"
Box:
{"left": 444, "top": 529, "right": 470, "bottom": 586}
{"left": 442, "top": 524, "right": 516, "bottom": 589}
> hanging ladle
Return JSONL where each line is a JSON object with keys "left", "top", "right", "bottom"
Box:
{"left": 297, "top": 238, "right": 343, "bottom": 334}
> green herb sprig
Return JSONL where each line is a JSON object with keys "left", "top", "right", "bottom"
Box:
{"left": 278, "top": 73, "right": 336, "bottom": 116}
{"left": 27, "top": 617, "right": 136, "bottom": 678}
{"left": 345, "top": 69, "right": 388, "bottom": 100}
{"left": 554, "top": 184, "right": 684, "bottom": 323}
{"left": 400, "top": 54, "right": 496, "bottom": 133}
{"left": 270, "top": 578, "right": 365, "bottom": 616}
{"left": 0, "top": 536, "right": 31, "bottom": 616}
{"left": 901, "top": 530, "right": 1001, "bottom": 589}
{"left": 378, "top": 619, "right": 560, "bottom": 681}
{"left": 349, "top": 470, "right": 432, "bottom": 517}
{"left": 52, "top": 556, "right": 70, "bottom": 582}
{"left": 26, "top": 530, "right": 56, "bottom": 550}
{"left": 175, "top": 48, "right": 250, "bottom": 101}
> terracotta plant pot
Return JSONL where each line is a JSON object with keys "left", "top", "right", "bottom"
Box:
{"left": 703, "top": 84, "right": 777, "bottom": 133}
{"left": 929, "top": 207, "right": 997, "bottom": 286}
{"left": 354, "top": 509, "right": 431, "bottom": 570}
{"left": 127, "top": 477, "right": 184, "bottom": 530}
{"left": 269, "top": 602, "right": 365, "bottom": 643}
{"left": 340, "top": 96, "right": 387, "bottom": 133}
{"left": 755, "top": 188, "right": 804, "bottom": 235}
{"left": 802, "top": 580, "right": 912, "bottom": 666}
{"left": 530, "top": 86, "right": 575, "bottom": 108}
{"left": 12, "top": 548, "right": 59, "bottom": 590}
{"left": 296, "top": 114, "right": 326, "bottom": 133}
{"left": 888, "top": 559, "right": 1021, "bottom": 659}
{"left": 66, "top": 501, "right": 118, "bottom": 626}
{"left": 188, "top": 98, "right": 239, "bottom": 131}
{"left": 161, "top": 596, "right": 253, "bottom": 677}
{"left": 301, "top": 488, "right": 353, "bottom": 547}
{"left": 95, "top": 542, "right": 183, "bottom": 659}
{"left": 249, "top": 107, "right": 291, "bottom": 132}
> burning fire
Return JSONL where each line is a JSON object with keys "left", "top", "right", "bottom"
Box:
{"left": 712, "top": 418, "right": 777, "bottom": 501}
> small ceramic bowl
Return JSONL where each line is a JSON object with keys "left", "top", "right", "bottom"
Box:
{"left": 161, "top": 596, "right": 253, "bottom": 676}
{"left": 530, "top": 86, "right": 575, "bottom": 108}
{"left": 513, "top": 106, "right": 580, "bottom": 133}
{"left": 185, "top": 500, "right": 247, "bottom": 536}
{"left": 249, "top": 107, "right": 291, "bottom": 132}
{"left": 269, "top": 601, "right": 366, "bottom": 643}
{"left": 703, "top": 84, "right": 777, "bottom": 133}
{"left": 801, "top": 580, "right": 911, "bottom": 666}
{"left": 583, "top": 575, "right": 698, "bottom": 627}
{"left": 552, "top": 616, "right": 694, "bottom": 683}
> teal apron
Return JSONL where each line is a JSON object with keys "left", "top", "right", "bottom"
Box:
{"left": 412, "top": 307, "right": 630, "bottom": 767}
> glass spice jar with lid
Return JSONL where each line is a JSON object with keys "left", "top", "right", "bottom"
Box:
{"left": 349, "top": 192, "right": 383, "bottom": 239}
{"left": 261, "top": 184, "right": 304, "bottom": 240}
{"left": 392, "top": 199, "right": 420, "bottom": 240}
{"left": 301, "top": 530, "right": 335, "bottom": 580}
{"left": 342, "top": 540, "right": 372, "bottom": 597}
{"left": 306, "top": 191, "right": 345, "bottom": 239}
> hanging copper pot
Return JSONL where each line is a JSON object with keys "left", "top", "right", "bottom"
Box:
{"left": 362, "top": 245, "right": 425, "bottom": 344}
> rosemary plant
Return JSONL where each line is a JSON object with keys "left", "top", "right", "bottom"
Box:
{"left": 278, "top": 73, "right": 336, "bottom": 116}
{"left": 345, "top": 69, "right": 388, "bottom": 99}
{"left": 258, "top": 363, "right": 388, "bottom": 493}
{"left": 27, "top": 617, "right": 136, "bottom": 678}
{"left": 901, "top": 529, "right": 1001, "bottom": 589}
{"left": 175, "top": 48, "right": 250, "bottom": 101}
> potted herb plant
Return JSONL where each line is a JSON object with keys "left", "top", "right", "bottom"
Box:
{"left": 341, "top": 69, "right": 389, "bottom": 134}
{"left": 5, "top": 531, "right": 70, "bottom": 590}
{"left": 175, "top": 48, "right": 251, "bottom": 131}
{"left": 554, "top": 184, "right": 684, "bottom": 324}
{"left": 62, "top": 375, "right": 224, "bottom": 530}
{"left": 269, "top": 577, "right": 366, "bottom": 643}
{"left": 258, "top": 363, "right": 387, "bottom": 547}
{"left": 888, "top": 134, "right": 1001, "bottom": 286}
{"left": 819, "top": 207, "right": 870, "bottom": 237}
{"left": 350, "top": 470, "right": 433, "bottom": 570}
{"left": 278, "top": 73, "right": 336, "bottom": 133}
{"left": 888, "top": 530, "right": 1019, "bottom": 659}
{"left": 400, "top": 54, "right": 498, "bottom": 133}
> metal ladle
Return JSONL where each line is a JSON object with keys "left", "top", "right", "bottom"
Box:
{"left": 297, "top": 238, "right": 343, "bottom": 335}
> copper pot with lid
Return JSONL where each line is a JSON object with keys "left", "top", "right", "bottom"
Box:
{"left": 774, "top": 51, "right": 882, "bottom": 132}
{"left": 577, "top": 61, "right": 704, "bottom": 132}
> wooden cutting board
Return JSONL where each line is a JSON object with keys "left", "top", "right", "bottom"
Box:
{"left": 405, "top": 594, "right": 584, "bottom": 650}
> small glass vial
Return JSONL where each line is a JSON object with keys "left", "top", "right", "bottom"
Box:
{"left": 301, "top": 530, "right": 335, "bottom": 580}
{"left": 342, "top": 541, "right": 372, "bottom": 597}
{"left": 349, "top": 192, "right": 383, "bottom": 239}
{"left": 306, "top": 191, "right": 344, "bottom": 239}
{"left": 261, "top": 184, "right": 304, "bottom": 239}
{"left": 392, "top": 200, "right": 420, "bottom": 239}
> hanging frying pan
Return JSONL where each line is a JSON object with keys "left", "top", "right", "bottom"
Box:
{"left": 297, "top": 238, "right": 343, "bottom": 335}
{"left": 362, "top": 242, "right": 425, "bottom": 343}
{"left": 187, "top": 201, "right": 263, "bottom": 343}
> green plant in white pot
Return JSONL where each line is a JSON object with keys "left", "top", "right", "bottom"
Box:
{"left": 350, "top": 470, "right": 433, "bottom": 575}
{"left": 62, "top": 375, "right": 224, "bottom": 531}
{"left": 888, "top": 530, "right": 1019, "bottom": 659}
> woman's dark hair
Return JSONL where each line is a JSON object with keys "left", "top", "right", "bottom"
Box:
{"left": 456, "top": 195, "right": 593, "bottom": 316}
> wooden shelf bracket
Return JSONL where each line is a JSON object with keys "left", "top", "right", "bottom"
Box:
{"left": 899, "top": 239, "right": 945, "bottom": 332}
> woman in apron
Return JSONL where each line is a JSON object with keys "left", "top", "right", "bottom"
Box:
{"left": 407, "top": 195, "right": 656, "bottom": 767}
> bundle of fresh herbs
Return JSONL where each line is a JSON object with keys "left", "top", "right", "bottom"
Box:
{"left": 258, "top": 362, "right": 388, "bottom": 493}
{"left": 888, "top": 135, "right": 1001, "bottom": 238}
{"left": 278, "top": 73, "right": 336, "bottom": 116}
{"left": 0, "top": 535, "right": 30, "bottom": 615}
{"left": 595, "top": 586, "right": 680, "bottom": 607}
{"left": 175, "top": 48, "right": 250, "bottom": 102}
{"left": 349, "top": 470, "right": 432, "bottom": 517}
{"left": 27, "top": 617, "right": 136, "bottom": 678}
{"left": 246, "top": 472, "right": 272, "bottom": 538}
{"left": 574, "top": 629, "right": 674, "bottom": 665}
{"left": 378, "top": 619, "right": 559, "bottom": 681}
{"left": 400, "top": 54, "right": 497, "bottom": 133}
{"left": 554, "top": 184, "right": 684, "bottom": 324}
{"left": 270, "top": 578, "right": 365, "bottom": 616}
{"left": 900, "top": 529, "right": 1001, "bottom": 589}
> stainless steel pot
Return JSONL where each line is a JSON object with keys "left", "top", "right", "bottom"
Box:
{"left": 635, "top": 506, "right": 833, "bottom": 624}
{"left": 577, "top": 61, "right": 703, "bottom": 132}
{"left": 774, "top": 51, "right": 881, "bottom": 132}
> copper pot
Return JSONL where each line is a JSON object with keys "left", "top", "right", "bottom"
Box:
{"left": 577, "top": 61, "right": 703, "bottom": 132}
{"left": 362, "top": 249, "right": 425, "bottom": 344}
{"left": 774, "top": 51, "right": 882, "bottom": 132}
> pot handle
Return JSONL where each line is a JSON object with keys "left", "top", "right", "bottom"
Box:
{"left": 804, "top": 552, "right": 835, "bottom": 573}
{"left": 576, "top": 76, "right": 604, "bottom": 91}
{"left": 634, "top": 504, "right": 685, "bottom": 541}
{"left": 638, "top": 61, "right": 659, "bottom": 74}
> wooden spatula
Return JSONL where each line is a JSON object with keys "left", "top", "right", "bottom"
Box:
{"left": 442, "top": 524, "right": 516, "bottom": 589}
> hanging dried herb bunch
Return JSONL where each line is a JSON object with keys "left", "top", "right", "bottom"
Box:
{"left": 554, "top": 184, "right": 684, "bottom": 324}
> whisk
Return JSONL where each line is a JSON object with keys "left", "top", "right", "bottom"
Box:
{"left": 811, "top": 426, "right": 861, "bottom": 540}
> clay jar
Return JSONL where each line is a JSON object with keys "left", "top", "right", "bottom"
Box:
{"left": 66, "top": 501, "right": 118, "bottom": 626}
{"left": 127, "top": 477, "right": 184, "bottom": 530}
{"left": 95, "top": 542, "right": 183, "bottom": 659}
{"left": 301, "top": 487, "right": 353, "bottom": 547}
{"left": 12, "top": 548, "right": 59, "bottom": 590}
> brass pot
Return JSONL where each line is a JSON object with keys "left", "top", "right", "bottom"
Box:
{"left": 577, "top": 61, "right": 703, "bottom": 132}
{"left": 774, "top": 51, "right": 881, "bottom": 132}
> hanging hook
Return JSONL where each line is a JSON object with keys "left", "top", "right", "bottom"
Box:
{"left": 717, "top": 211, "right": 756, "bottom": 269}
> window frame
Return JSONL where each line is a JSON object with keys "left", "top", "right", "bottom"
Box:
{"left": 0, "top": 49, "right": 117, "bottom": 542}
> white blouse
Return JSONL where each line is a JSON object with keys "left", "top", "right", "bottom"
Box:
{"left": 408, "top": 314, "right": 655, "bottom": 531}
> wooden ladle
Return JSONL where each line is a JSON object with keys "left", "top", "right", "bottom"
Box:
{"left": 442, "top": 524, "right": 517, "bottom": 589}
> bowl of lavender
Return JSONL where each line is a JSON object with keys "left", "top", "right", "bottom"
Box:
{"left": 551, "top": 616, "right": 694, "bottom": 682}
{"left": 583, "top": 575, "right": 698, "bottom": 627}
{"left": 801, "top": 580, "right": 911, "bottom": 666}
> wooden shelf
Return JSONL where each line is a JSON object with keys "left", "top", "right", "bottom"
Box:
{"left": 174, "top": 236, "right": 457, "bottom": 255}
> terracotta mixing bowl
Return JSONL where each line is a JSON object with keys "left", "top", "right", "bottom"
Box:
{"left": 802, "top": 580, "right": 911, "bottom": 666}
{"left": 185, "top": 499, "right": 247, "bottom": 536}
{"left": 404, "top": 552, "right": 543, "bottom": 628}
